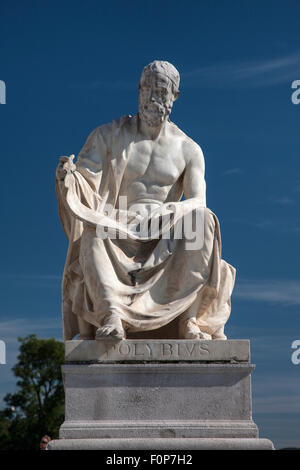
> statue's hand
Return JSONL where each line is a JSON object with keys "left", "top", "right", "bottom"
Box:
{"left": 56, "top": 155, "right": 76, "bottom": 181}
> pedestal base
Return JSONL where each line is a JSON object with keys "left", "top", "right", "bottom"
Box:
{"left": 48, "top": 437, "right": 274, "bottom": 450}
{"left": 50, "top": 340, "right": 274, "bottom": 450}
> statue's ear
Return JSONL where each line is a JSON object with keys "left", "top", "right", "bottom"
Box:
{"left": 173, "top": 90, "right": 180, "bottom": 101}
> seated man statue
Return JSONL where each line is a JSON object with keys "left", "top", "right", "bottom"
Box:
{"left": 56, "top": 60, "right": 236, "bottom": 342}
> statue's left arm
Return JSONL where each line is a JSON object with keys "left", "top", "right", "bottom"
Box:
{"left": 182, "top": 140, "right": 206, "bottom": 207}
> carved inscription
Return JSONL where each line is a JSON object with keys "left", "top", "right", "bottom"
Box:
{"left": 161, "top": 342, "right": 209, "bottom": 358}
{"left": 105, "top": 341, "right": 211, "bottom": 360}
{"left": 66, "top": 339, "right": 249, "bottom": 363}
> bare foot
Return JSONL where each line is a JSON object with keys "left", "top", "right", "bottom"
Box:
{"left": 180, "top": 318, "right": 212, "bottom": 340}
{"left": 212, "top": 326, "right": 227, "bottom": 340}
{"left": 95, "top": 314, "right": 125, "bottom": 341}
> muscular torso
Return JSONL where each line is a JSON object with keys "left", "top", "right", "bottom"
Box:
{"left": 118, "top": 122, "right": 186, "bottom": 208}
{"left": 76, "top": 117, "right": 206, "bottom": 211}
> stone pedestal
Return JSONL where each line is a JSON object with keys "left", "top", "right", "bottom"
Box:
{"left": 48, "top": 340, "right": 274, "bottom": 450}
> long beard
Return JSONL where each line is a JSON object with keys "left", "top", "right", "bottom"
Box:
{"left": 138, "top": 101, "right": 169, "bottom": 127}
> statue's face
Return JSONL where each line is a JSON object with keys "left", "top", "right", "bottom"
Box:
{"left": 138, "top": 72, "right": 176, "bottom": 127}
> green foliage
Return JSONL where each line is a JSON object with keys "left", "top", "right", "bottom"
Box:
{"left": 0, "top": 334, "right": 65, "bottom": 450}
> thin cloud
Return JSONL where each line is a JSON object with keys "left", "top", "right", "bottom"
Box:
{"left": 223, "top": 167, "right": 244, "bottom": 176}
{"left": 71, "top": 51, "right": 300, "bottom": 91}
{"left": 282, "top": 225, "right": 300, "bottom": 233}
{"left": 293, "top": 185, "right": 300, "bottom": 193}
{"left": 234, "top": 279, "right": 300, "bottom": 305}
{"left": 253, "top": 374, "right": 300, "bottom": 414}
{"left": 182, "top": 51, "right": 300, "bottom": 88}
{"left": 270, "top": 196, "right": 294, "bottom": 205}
{"left": 0, "top": 317, "right": 61, "bottom": 341}
{"left": 232, "top": 217, "right": 300, "bottom": 232}
{"left": 252, "top": 219, "right": 277, "bottom": 229}
{"left": 0, "top": 273, "right": 61, "bottom": 289}
{"left": 254, "top": 395, "right": 300, "bottom": 414}
{"left": 0, "top": 274, "right": 61, "bottom": 280}
{"left": 71, "top": 79, "right": 136, "bottom": 91}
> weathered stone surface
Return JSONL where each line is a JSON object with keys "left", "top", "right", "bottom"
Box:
{"left": 65, "top": 339, "right": 250, "bottom": 362}
{"left": 59, "top": 362, "right": 256, "bottom": 440}
{"left": 48, "top": 437, "right": 274, "bottom": 450}
{"left": 51, "top": 341, "right": 274, "bottom": 449}
{"left": 59, "top": 419, "right": 258, "bottom": 440}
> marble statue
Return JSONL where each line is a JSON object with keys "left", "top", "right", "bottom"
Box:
{"left": 56, "top": 60, "right": 236, "bottom": 342}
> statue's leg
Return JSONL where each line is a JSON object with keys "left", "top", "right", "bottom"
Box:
{"left": 78, "top": 317, "right": 96, "bottom": 340}
{"left": 79, "top": 226, "right": 126, "bottom": 341}
{"left": 178, "top": 296, "right": 212, "bottom": 340}
{"left": 197, "top": 262, "right": 235, "bottom": 340}
{"left": 178, "top": 207, "right": 218, "bottom": 340}
{"left": 211, "top": 325, "right": 227, "bottom": 340}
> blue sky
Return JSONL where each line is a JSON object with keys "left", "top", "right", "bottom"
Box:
{"left": 1, "top": 0, "right": 300, "bottom": 449}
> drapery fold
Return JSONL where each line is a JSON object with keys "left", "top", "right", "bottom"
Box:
{"left": 56, "top": 115, "right": 235, "bottom": 340}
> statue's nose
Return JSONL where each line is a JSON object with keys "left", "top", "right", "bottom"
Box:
{"left": 150, "top": 89, "right": 158, "bottom": 102}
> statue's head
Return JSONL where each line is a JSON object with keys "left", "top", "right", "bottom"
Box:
{"left": 138, "top": 60, "right": 180, "bottom": 127}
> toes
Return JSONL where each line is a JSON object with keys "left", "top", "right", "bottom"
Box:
{"left": 95, "top": 327, "right": 110, "bottom": 339}
{"left": 110, "top": 327, "right": 125, "bottom": 339}
{"left": 114, "top": 331, "right": 125, "bottom": 340}
{"left": 183, "top": 326, "right": 212, "bottom": 340}
{"left": 198, "top": 332, "right": 212, "bottom": 340}
{"left": 95, "top": 325, "right": 125, "bottom": 341}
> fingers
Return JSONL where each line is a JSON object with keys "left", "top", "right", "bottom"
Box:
{"left": 56, "top": 155, "right": 77, "bottom": 182}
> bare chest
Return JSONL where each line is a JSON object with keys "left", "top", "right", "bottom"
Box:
{"left": 124, "top": 138, "right": 185, "bottom": 186}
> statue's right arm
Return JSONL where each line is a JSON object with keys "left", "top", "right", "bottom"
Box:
{"left": 56, "top": 125, "right": 107, "bottom": 197}
{"left": 76, "top": 127, "right": 105, "bottom": 172}
{"left": 55, "top": 125, "right": 111, "bottom": 237}
{"left": 73, "top": 126, "right": 106, "bottom": 194}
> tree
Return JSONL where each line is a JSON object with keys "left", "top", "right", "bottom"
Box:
{"left": 0, "top": 334, "right": 64, "bottom": 450}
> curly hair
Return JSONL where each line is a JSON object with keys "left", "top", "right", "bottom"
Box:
{"left": 139, "top": 60, "right": 180, "bottom": 94}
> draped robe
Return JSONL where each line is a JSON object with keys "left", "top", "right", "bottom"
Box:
{"left": 56, "top": 114, "right": 236, "bottom": 340}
